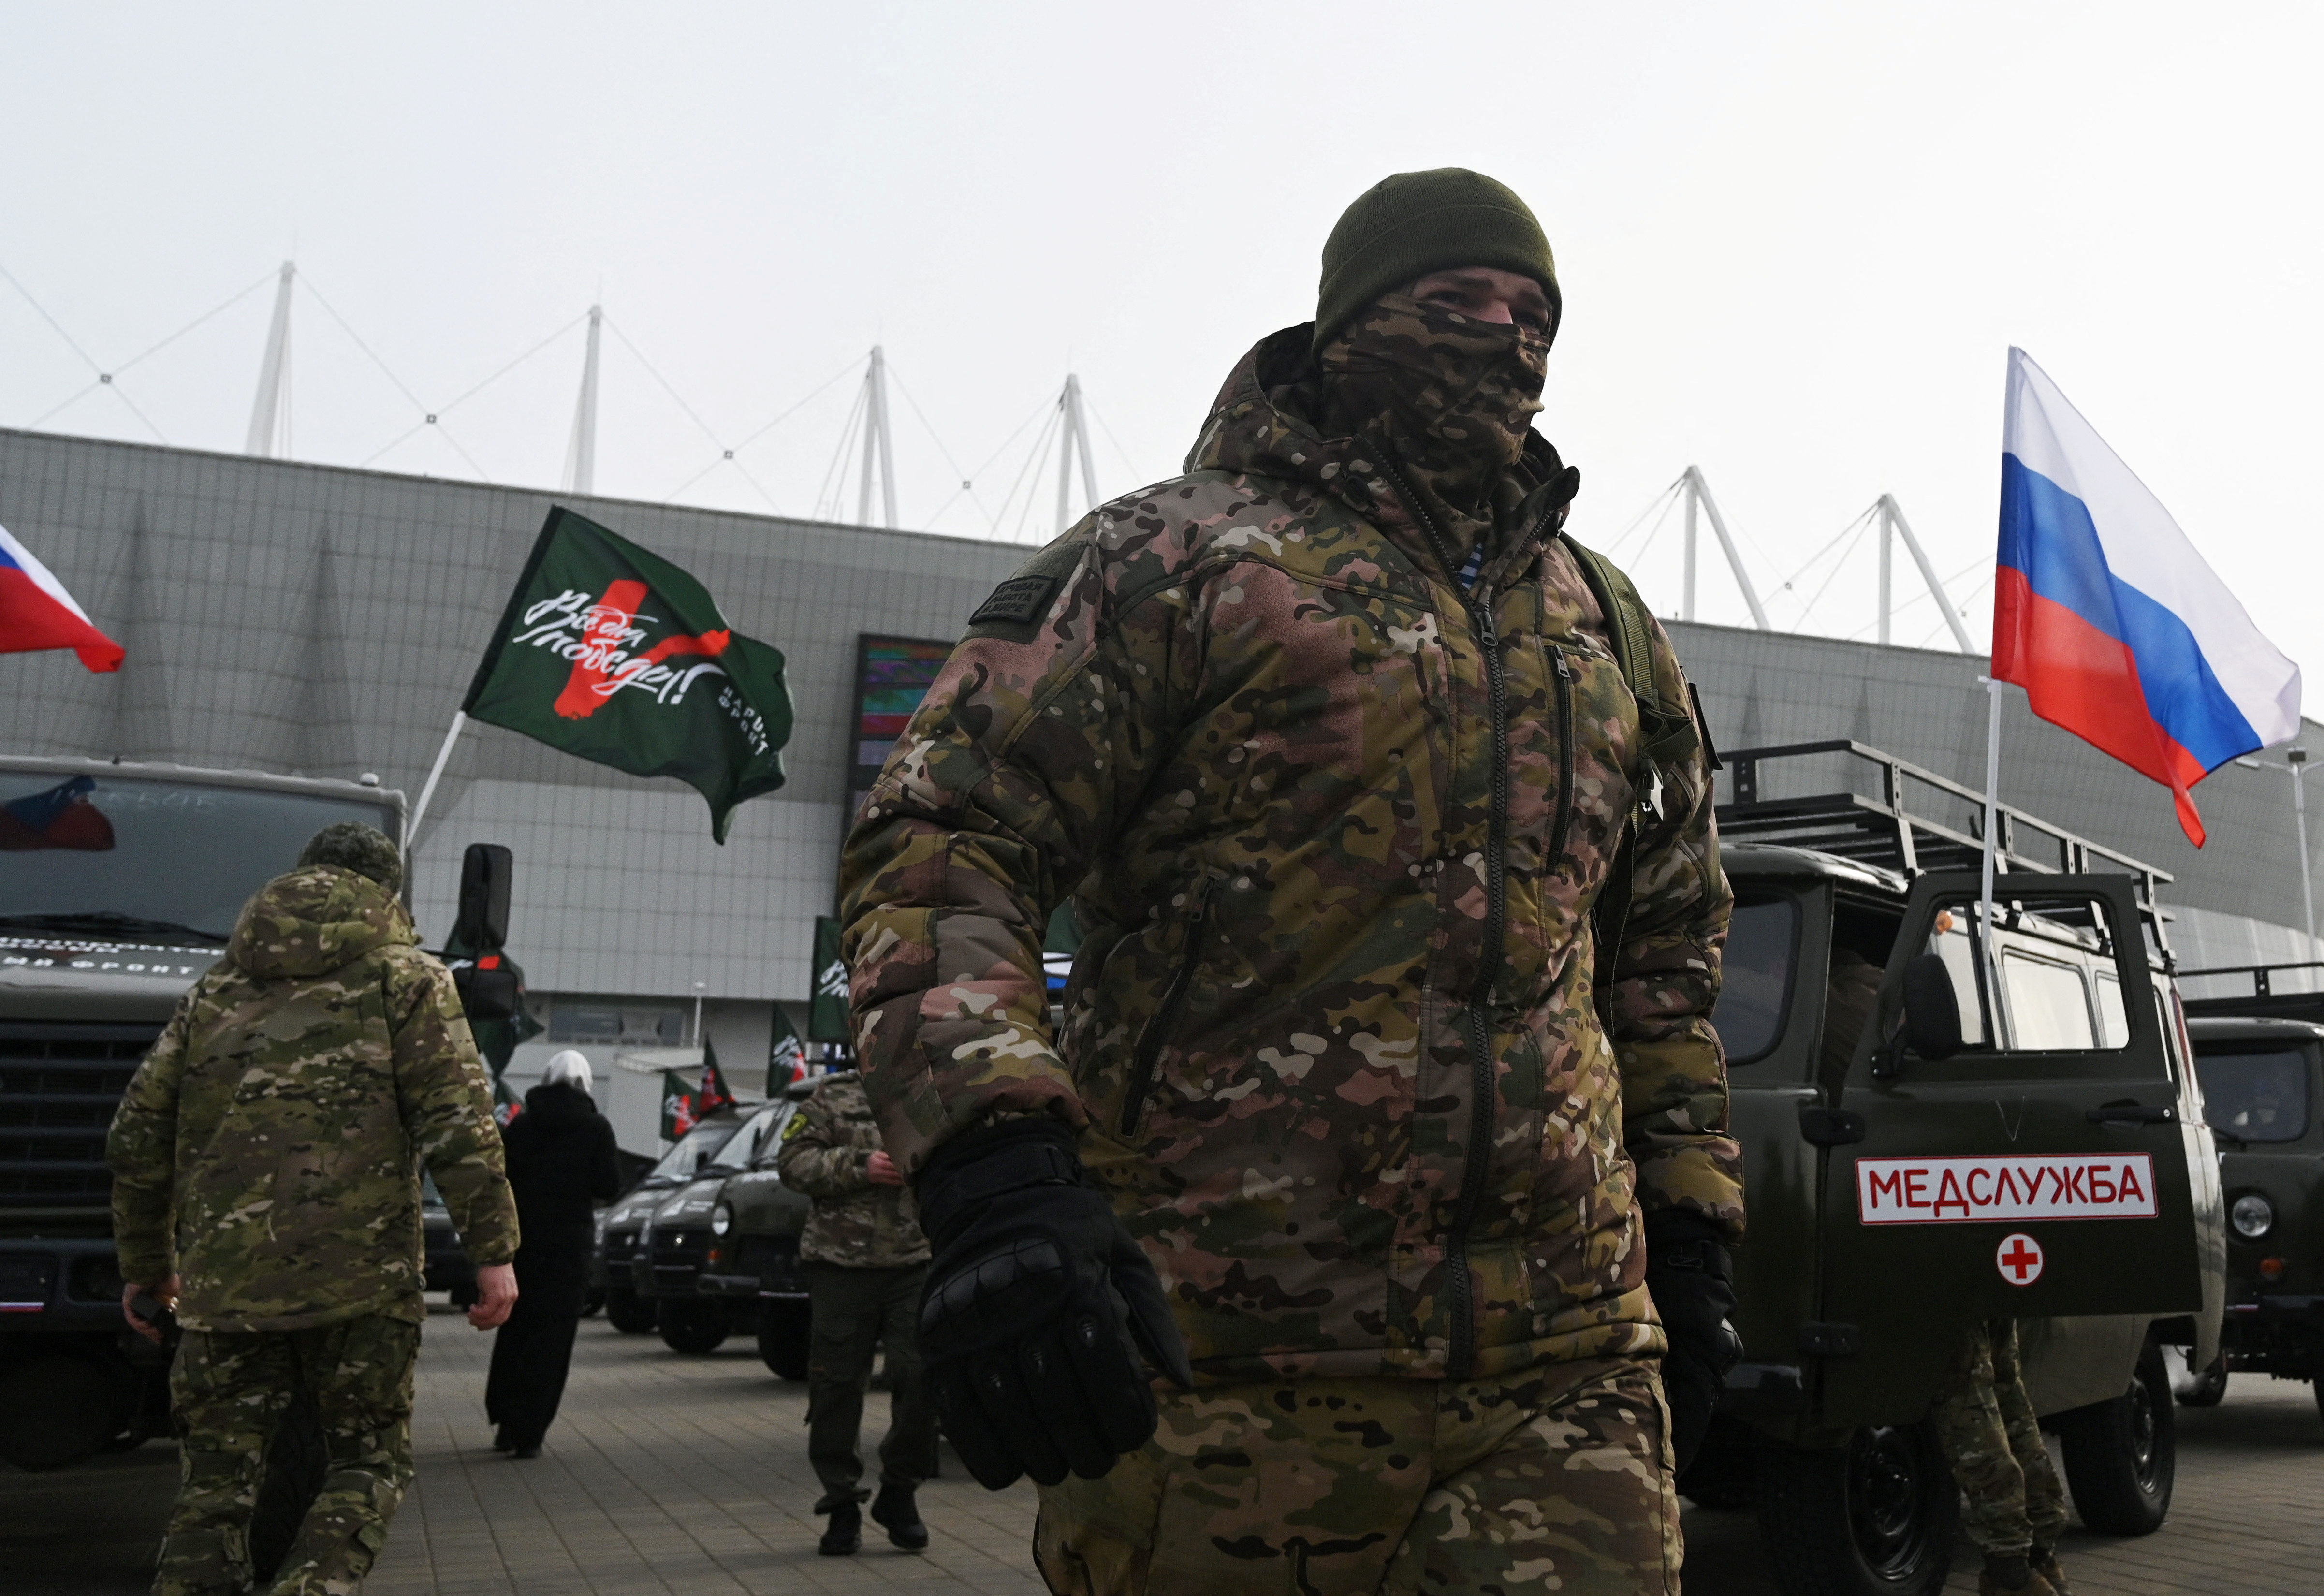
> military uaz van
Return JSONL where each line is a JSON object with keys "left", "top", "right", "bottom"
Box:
{"left": 1684, "top": 741, "right": 2224, "bottom": 1596}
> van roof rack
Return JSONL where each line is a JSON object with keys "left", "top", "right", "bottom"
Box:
{"left": 2178, "top": 961, "right": 2324, "bottom": 1025}
{"left": 1716, "top": 739, "right": 2173, "bottom": 916}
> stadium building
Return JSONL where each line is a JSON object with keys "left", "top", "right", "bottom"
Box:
{"left": 4, "top": 426, "right": 2315, "bottom": 1147}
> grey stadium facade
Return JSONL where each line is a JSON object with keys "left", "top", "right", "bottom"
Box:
{"left": 3, "top": 425, "right": 2315, "bottom": 1148}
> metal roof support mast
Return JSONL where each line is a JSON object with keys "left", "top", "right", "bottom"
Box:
{"left": 1055, "top": 374, "right": 1100, "bottom": 536}
{"left": 1877, "top": 494, "right": 1976, "bottom": 653}
{"left": 244, "top": 261, "right": 296, "bottom": 458}
{"left": 856, "top": 346, "right": 899, "bottom": 529}
{"left": 1680, "top": 466, "right": 1770, "bottom": 629}
{"left": 562, "top": 304, "right": 603, "bottom": 495}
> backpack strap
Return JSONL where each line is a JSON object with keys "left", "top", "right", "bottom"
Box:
{"left": 1562, "top": 535, "right": 1701, "bottom": 768}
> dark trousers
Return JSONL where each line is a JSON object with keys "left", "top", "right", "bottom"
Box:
{"left": 484, "top": 1244, "right": 587, "bottom": 1452}
{"left": 806, "top": 1261, "right": 937, "bottom": 1508}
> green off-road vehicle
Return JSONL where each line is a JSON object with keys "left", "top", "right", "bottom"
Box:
{"left": 2170, "top": 963, "right": 2324, "bottom": 1419}
{"left": 593, "top": 1105, "right": 761, "bottom": 1334}
{"left": 641, "top": 1079, "right": 815, "bottom": 1375}
{"left": 1682, "top": 741, "right": 2225, "bottom": 1596}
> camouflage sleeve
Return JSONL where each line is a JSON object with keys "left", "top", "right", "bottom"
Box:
{"left": 839, "top": 525, "right": 1192, "bottom": 1171}
{"left": 106, "top": 981, "right": 201, "bottom": 1285}
{"left": 1608, "top": 619, "right": 1745, "bottom": 1241}
{"left": 386, "top": 952, "right": 521, "bottom": 1266}
{"left": 773, "top": 1086, "right": 870, "bottom": 1198}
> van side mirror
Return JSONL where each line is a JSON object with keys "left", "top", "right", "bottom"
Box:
{"left": 1875, "top": 954, "right": 1964, "bottom": 1077}
{"left": 453, "top": 843, "right": 513, "bottom": 952}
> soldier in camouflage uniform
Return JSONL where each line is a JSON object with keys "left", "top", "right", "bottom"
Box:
{"left": 109, "top": 822, "right": 520, "bottom": 1596}
{"left": 1931, "top": 1320, "right": 2074, "bottom": 1596}
{"left": 841, "top": 169, "right": 1742, "bottom": 1594}
{"left": 773, "top": 1069, "right": 938, "bottom": 1556}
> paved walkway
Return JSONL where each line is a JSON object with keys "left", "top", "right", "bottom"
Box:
{"left": 6, "top": 1303, "right": 2321, "bottom": 1594}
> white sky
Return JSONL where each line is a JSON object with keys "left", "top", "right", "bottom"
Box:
{"left": 4, "top": 2, "right": 2318, "bottom": 684}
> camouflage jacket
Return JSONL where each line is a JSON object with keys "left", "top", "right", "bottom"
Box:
{"left": 841, "top": 325, "right": 1741, "bottom": 1383}
{"left": 107, "top": 865, "right": 520, "bottom": 1332}
{"left": 773, "top": 1071, "right": 930, "bottom": 1268}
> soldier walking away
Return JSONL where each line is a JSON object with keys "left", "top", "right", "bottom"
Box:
{"left": 1931, "top": 1319, "right": 2074, "bottom": 1596}
{"left": 773, "top": 1069, "right": 939, "bottom": 1556}
{"left": 486, "top": 1049, "right": 621, "bottom": 1457}
{"left": 108, "top": 822, "right": 520, "bottom": 1596}
{"left": 842, "top": 167, "right": 1743, "bottom": 1595}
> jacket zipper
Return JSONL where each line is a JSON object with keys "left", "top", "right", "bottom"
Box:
{"left": 1549, "top": 644, "right": 1576, "bottom": 871}
{"left": 1119, "top": 875, "right": 1217, "bottom": 1137}
{"left": 1374, "top": 462, "right": 1558, "bottom": 1379}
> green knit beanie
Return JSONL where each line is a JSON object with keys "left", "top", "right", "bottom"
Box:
{"left": 298, "top": 821, "right": 403, "bottom": 894}
{"left": 1314, "top": 168, "right": 1560, "bottom": 354}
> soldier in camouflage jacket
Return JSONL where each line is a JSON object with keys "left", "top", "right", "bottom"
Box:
{"left": 775, "top": 1071, "right": 937, "bottom": 1554}
{"left": 844, "top": 171, "right": 1743, "bottom": 1595}
{"left": 108, "top": 824, "right": 518, "bottom": 1596}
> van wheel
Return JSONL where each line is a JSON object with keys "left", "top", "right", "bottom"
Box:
{"left": 1756, "top": 1424, "right": 1957, "bottom": 1596}
{"left": 2054, "top": 1337, "right": 2174, "bottom": 1535}
{"left": 758, "top": 1302, "right": 811, "bottom": 1381}
{"left": 248, "top": 1393, "right": 327, "bottom": 1584}
{"left": 2175, "top": 1353, "right": 2227, "bottom": 1408}
{"left": 604, "top": 1285, "right": 658, "bottom": 1334}
{"left": 657, "top": 1300, "right": 731, "bottom": 1354}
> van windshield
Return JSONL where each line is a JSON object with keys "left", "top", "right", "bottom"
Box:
{"left": 1713, "top": 895, "right": 1798, "bottom": 1064}
{"left": 2193, "top": 1046, "right": 2311, "bottom": 1143}
{"left": 649, "top": 1117, "right": 746, "bottom": 1181}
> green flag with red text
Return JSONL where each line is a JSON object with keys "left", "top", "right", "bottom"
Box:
{"left": 463, "top": 507, "right": 793, "bottom": 842}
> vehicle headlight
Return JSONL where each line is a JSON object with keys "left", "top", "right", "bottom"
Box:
{"left": 711, "top": 1203, "right": 734, "bottom": 1237}
{"left": 2231, "top": 1193, "right": 2275, "bottom": 1240}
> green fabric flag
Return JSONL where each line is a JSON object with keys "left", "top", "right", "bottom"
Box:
{"left": 659, "top": 1069, "right": 702, "bottom": 1142}
{"left": 809, "top": 915, "right": 849, "bottom": 1042}
{"left": 463, "top": 507, "right": 794, "bottom": 843}
{"left": 767, "top": 1004, "right": 807, "bottom": 1095}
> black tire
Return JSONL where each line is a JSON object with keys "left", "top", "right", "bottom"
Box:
{"left": 604, "top": 1285, "right": 658, "bottom": 1334}
{"left": 657, "top": 1299, "right": 731, "bottom": 1354}
{"left": 2175, "top": 1352, "right": 2228, "bottom": 1408}
{"left": 1756, "top": 1424, "right": 1958, "bottom": 1596}
{"left": 2054, "top": 1337, "right": 2174, "bottom": 1536}
{"left": 758, "top": 1302, "right": 811, "bottom": 1381}
{"left": 248, "top": 1393, "right": 327, "bottom": 1585}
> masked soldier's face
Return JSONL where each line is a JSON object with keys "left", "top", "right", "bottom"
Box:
{"left": 1405, "top": 266, "right": 1552, "bottom": 335}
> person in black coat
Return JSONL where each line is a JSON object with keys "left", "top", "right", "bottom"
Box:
{"left": 485, "top": 1050, "right": 622, "bottom": 1457}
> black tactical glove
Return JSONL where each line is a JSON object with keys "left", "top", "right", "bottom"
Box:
{"left": 914, "top": 1118, "right": 1194, "bottom": 1490}
{"left": 1644, "top": 1210, "right": 1742, "bottom": 1474}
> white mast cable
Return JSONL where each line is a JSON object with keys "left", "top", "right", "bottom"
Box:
{"left": 1681, "top": 466, "right": 1771, "bottom": 630}
{"left": 1055, "top": 374, "right": 1100, "bottom": 535}
{"left": 562, "top": 305, "right": 603, "bottom": 495}
{"left": 244, "top": 261, "right": 296, "bottom": 457}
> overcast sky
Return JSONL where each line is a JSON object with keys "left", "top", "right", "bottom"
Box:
{"left": 5, "top": 3, "right": 2318, "bottom": 690}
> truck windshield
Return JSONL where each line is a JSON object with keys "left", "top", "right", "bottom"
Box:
{"left": 2193, "top": 1046, "right": 2311, "bottom": 1143}
{"left": 0, "top": 772, "right": 397, "bottom": 942}
{"left": 649, "top": 1117, "right": 746, "bottom": 1180}
{"left": 1713, "top": 895, "right": 1798, "bottom": 1064}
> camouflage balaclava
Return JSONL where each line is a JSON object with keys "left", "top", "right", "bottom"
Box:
{"left": 1314, "top": 293, "right": 1551, "bottom": 539}
{"left": 297, "top": 821, "right": 403, "bottom": 894}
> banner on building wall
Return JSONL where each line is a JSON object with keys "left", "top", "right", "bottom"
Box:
{"left": 463, "top": 508, "right": 796, "bottom": 843}
{"left": 847, "top": 635, "right": 952, "bottom": 823}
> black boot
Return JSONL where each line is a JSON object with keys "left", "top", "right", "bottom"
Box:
{"left": 818, "top": 1501, "right": 862, "bottom": 1557}
{"left": 870, "top": 1483, "right": 928, "bottom": 1552}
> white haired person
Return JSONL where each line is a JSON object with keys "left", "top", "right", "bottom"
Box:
{"left": 484, "top": 1050, "right": 622, "bottom": 1456}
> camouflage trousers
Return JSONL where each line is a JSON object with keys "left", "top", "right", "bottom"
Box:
{"left": 157, "top": 1313, "right": 420, "bottom": 1596}
{"left": 1928, "top": 1318, "right": 2068, "bottom": 1556}
{"left": 1035, "top": 1357, "right": 1680, "bottom": 1596}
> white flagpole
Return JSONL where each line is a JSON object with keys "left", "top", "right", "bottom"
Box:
{"left": 1978, "top": 677, "right": 2004, "bottom": 1000}
{"left": 405, "top": 711, "right": 468, "bottom": 852}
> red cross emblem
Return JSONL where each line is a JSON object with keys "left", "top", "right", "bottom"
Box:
{"left": 1997, "top": 1232, "right": 2044, "bottom": 1286}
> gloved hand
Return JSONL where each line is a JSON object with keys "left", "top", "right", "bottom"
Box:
{"left": 1644, "top": 1210, "right": 1742, "bottom": 1474}
{"left": 914, "top": 1117, "right": 1194, "bottom": 1490}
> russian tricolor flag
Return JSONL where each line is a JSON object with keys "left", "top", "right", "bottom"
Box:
{"left": 0, "top": 522, "right": 122, "bottom": 674}
{"left": 1996, "top": 349, "right": 2298, "bottom": 846}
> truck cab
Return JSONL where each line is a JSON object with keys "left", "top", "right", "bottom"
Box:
{"left": 0, "top": 756, "right": 405, "bottom": 1471}
{"left": 1693, "top": 741, "right": 2225, "bottom": 1596}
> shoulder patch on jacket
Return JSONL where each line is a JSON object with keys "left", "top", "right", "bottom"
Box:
{"left": 965, "top": 538, "right": 1087, "bottom": 642}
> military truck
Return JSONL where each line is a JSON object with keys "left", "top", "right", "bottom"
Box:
{"left": 0, "top": 755, "right": 408, "bottom": 1475}
{"left": 592, "top": 1104, "right": 762, "bottom": 1334}
{"left": 653, "top": 1077, "right": 816, "bottom": 1375}
{"left": 1682, "top": 741, "right": 2224, "bottom": 1596}
{"left": 632, "top": 1097, "right": 797, "bottom": 1355}
{"left": 2170, "top": 961, "right": 2324, "bottom": 1418}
